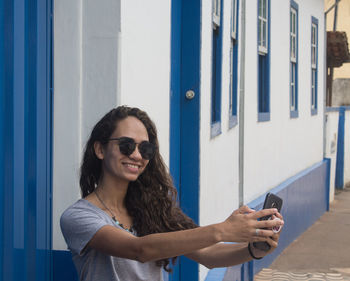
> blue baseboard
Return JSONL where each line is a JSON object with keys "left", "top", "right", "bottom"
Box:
{"left": 204, "top": 159, "right": 330, "bottom": 281}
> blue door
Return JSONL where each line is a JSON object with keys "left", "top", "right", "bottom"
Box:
{"left": 170, "top": 0, "right": 201, "bottom": 280}
{"left": 0, "top": 0, "right": 53, "bottom": 280}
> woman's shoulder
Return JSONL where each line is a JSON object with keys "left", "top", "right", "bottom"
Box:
{"left": 60, "top": 199, "right": 107, "bottom": 227}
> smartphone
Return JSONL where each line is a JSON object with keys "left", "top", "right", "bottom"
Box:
{"left": 253, "top": 193, "right": 283, "bottom": 251}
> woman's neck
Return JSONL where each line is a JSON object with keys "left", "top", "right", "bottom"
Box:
{"left": 96, "top": 176, "right": 129, "bottom": 212}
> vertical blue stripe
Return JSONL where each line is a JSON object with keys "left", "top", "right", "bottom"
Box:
{"left": 13, "top": 0, "right": 26, "bottom": 280}
{"left": 179, "top": 0, "right": 201, "bottom": 279}
{"left": 2, "top": 1, "right": 15, "bottom": 280}
{"left": 335, "top": 107, "right": 345, "bottom": 189}
{"left": 325, "top": 158, "right": 331, "bottom": 211}
{"left": 170, "top": 0, "right": 201, "bottom": 280}
{"left": 0, "top": 1, "right": 4, "bottom": 277}
{"left": 25, "top": 0, "right": 38, "bottom": 279}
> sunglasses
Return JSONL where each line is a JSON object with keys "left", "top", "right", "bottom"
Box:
{"left": 108, "top": 137, "right": 156, "bottom": 160}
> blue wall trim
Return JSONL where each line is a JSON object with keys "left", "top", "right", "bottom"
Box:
{"left": 249, "top": 159, "right": 329, "bottom": 276}
{"left": 204, "top": 159, "right": 330, "bottom": 280}
{"left": 258, "top": 112, "right": 270, "bottom": 122}
{"left": 335, "top": 107, "right": 345, "bottom": 189}
{"left": 326, "top": 106, "right": 350, "bottom": 112}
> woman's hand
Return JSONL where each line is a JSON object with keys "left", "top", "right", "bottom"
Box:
{"left": 219, "top": 206, "right": 284, "bottom": 243}
{"left": 248, "top": 212, "right": 284, "bottom": 258}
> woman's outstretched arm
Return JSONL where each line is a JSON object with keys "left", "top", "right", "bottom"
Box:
{"left": 87, "top": 207, "right": 282, "bottom": 263}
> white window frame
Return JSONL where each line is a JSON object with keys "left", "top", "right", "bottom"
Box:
{"left": 213, "top": 0, "right": 221, "bottom": 29}
{"left": 290, "top": 8, "right": 297, "bottom": 63}
{"left": 231, "top": 0, "right": 237, "bottom": 40}
{"left": 311, "top": 23, "right": 317, "bottom": 69}
{"left": 258, "top": 0, "right": 268, "bottom": 54}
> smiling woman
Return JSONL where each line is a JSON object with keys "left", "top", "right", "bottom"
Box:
{"left": 60, "top": 105, "right": 284, "bottom": 281}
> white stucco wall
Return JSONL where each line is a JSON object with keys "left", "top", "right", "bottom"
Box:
{"left": 243, "top": 0, "right": 325, "bottom": 203}
{"left": 53, "top": 0, "right": 171, "bottom": 251}
{"left": 119, "top": 0, "right": 171, "bottom": 163}
{"left": 325, "top": 111, "right": 339, "bottom": 202}
{"left": 200, "top": 0, "right": 325, "bottom": 278}
{"left": 53, "top": 0, "right": 121, "bottom": 250}
{"left": 200, "top": 0, "right": 241, "bottom": 278}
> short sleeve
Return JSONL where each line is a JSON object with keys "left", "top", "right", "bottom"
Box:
{"left": 60, "top": 201, "right": 111, "bottom": 256}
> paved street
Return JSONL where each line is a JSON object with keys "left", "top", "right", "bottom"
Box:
{"left": 255, "top": 185, "right": 350, "bottom": 281}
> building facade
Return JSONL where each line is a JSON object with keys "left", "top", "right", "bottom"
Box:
{"left": 0, "top": 0, "right": 329, "bottom": 281}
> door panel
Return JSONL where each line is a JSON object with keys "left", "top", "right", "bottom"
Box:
{"left": 170, "top": 0, "right": 201, "bottom": 280}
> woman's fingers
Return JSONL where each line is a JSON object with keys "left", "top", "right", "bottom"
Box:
{"left": 251, "top": 208, "right": 278, "bottom": 220}
{"left": 253, "top": 228, "right": 275, "bottom": 238}
{"left": 256, "top": 217, "right": 284, "bottom": 229}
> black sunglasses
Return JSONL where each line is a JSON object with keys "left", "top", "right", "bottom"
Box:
{"left": 108, "top": 137, "right": 156, "bottom": 160}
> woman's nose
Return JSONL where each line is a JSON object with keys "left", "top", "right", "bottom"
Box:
{"left": 129, "top": 144, "right": 143, "bottom": 160}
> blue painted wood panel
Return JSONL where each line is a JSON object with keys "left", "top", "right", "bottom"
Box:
{"left": 0, "top": 0, "right": 52, "bottom": 280}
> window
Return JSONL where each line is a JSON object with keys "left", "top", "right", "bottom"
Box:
{"left": 311, "top": 17, "right": 318, "bottom": 115}
{"left": 229, "top": 0, "right": 239, "bottom": 128}
{"left": 211, "top": 0, "right": 223, "bottom": 137}
{"left": 290, "top": 1, "right": 298, "bottom": 118}
{"left": 258, "top": 0, "right": 270, "bottom": 122}
{"left": 258, "top": 0, "right": 268, "bottom": 54}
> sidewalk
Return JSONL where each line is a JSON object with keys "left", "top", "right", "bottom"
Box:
{"left": 255, "top": 185, "right": 350, "bottom": 281}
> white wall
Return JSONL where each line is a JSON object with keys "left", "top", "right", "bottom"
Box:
{"left": 325, "top": 111, "right": 339, "bottom": 202}
{"left": 243, "top": 0, "right": 325, "bottom": 203}
{"left": 53, "top": 0, "right": 171, "bottom": 251}
{"left": 200, "top": 0, "right": 240, "bottom": 279}
{"left": 119, "top": 0, "right": 171, "bottom": 163}
{"left": 199, "top": 1, "right": 325, "bottom": 278}
{"left": 53, "top": 0, "right": 121, "bottom": 250}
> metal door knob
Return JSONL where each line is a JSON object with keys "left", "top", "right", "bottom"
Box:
{"left": 185, "top": 90, "right": 195, "bottom": 100}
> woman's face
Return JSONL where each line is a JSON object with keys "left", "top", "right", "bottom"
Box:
{"left": 96, "top": 116, "right": 150, "bottom": 184}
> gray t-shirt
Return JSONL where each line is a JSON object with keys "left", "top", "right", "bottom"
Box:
{"left": 60, "top": 199, "right": 163, "bottom": 281}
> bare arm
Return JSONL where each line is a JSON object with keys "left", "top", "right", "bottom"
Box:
{"left": 87, "top": 207, "right": 283, "bottom": 263}
{"left": 186, "top": 242, "right": 252, "bottom": 269}
{"left": 88, "top": 223, "right": 222, "bottom": 263}
{"left": 186, "top": 212, "right": 284, "bottom": 269}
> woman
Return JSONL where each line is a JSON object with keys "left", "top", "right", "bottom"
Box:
{"left": 60, "top": 106, "right": 284, "bottom": 281}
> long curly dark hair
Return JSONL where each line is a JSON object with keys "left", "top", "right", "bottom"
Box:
{"left": 80, "top": 105, "right": 198, "bottom": 271}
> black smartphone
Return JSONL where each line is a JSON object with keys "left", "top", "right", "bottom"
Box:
{"left": 253, "top": 193, "right": 283, "bottom": 251}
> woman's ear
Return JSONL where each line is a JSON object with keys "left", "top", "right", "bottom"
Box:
{"left": 94, "top": 141, "right": 104, "bottom": 160}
